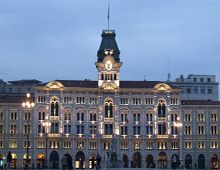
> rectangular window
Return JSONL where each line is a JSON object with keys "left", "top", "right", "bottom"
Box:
{"left": 121, "top": 113, "right": 128, "bottom": 123}
{"left": 145, "top": 98, "right": 153, "bottom": 105}
{"left": 77, "top": 113, "right": 84, "bottom": 122}
{"left": 184, "top": 125, "right": 192, "bottom": 135}
{"left": 198, "top": 125, "right": 205, "bottom": 135}
{"left": 208, "top": 88, "right": 212, "bottom": 94}
{"left": 0, "top": 124, "right": 3, "bottom": 134}
{"left": 200, "top": 78, "right": 204, "bottom": 82}
{"left": 198, "top": 141, "right": 205, "bottom": 149}
{"left": 51, "top": 123, "right": 59, "bottom": 133}
{"left": 24, "top": 124, "right": 31, "bottom": 134}
{"left": 120, "top": 98, "right": 129, "bottom": 105}
{"left": 104, "top": 142, "right": 111, "bottom": 150}
{"left": 193, "top": 88, "right": 198, "bottom": 94}
{"left": 185, "top": 141, "right": 192, "bottom": 149}
{"left": 207, "top": 78, "right": 211, "bottom": 82}
{"left": 10, "top": 112, "right": 17, "bottom": 120}
{"left": 90, "top": 112, "right": 97, "bottom": 121}
{"left": 64, "top": 96, "right": 72, "bottom": 104}
{"left": 38, "top": 112, "right": 45, "bottom": 120}
{"left": 146, "top": 113, "right": 153, "bottom": 122}
{"left": 171, "top": 142, "right": 178, "bottom": 149}
{"left": 193, "top": 78, "right": 197, "bottom": 82}
{"left": 200, "top": 89, "right": 205, "bottom": 94}
{"left": 120, "top": 126, "right": 128, "bottom": 135}
{"left": 9, "top": 140, "right": 17, "bottom": 148}
{"left": 50, "top": 141, "right": 59, "bottom": 148}
{"left": 76, "top": 97, "right": 85, "bottom": 104}
{"left": 10, "top": 124, "right": 17, "bottom": 134}
{"left": 24, "top": 140, "right": 31, "bottom": 148}
{"left": 132, "top": 97, "right": 142, "bottom": 105}
{"left": 64, "top": 125, "right": 71, "bottom": 134}
{"left": 77, "top": 125, "right": 84, "bottom": 135}
{"left": 89, "top": 97, "right": 98, "bottom": 105}
{"left": 146, "top": 126, "right": 153, "bottom": 135}
{"left": 37, "top": 141, "right": 45, "bottom": 148}
{"left": 133, "top": 142, "right": 141, "bottom": 149}
{"left": 0, "top": 140, "right": 3, "bottom": 148}
{"left": 171, "top": 113, "right": 177, "bottom": 122}
{"left": 120, "top": 142, "right": 128, "bottom": 150}
{"left": 158, "top": 142, "right": 167, "bottom": 149}
{"left": 89, "top": 142, "right": 97, "bottom": 149}
{"left": 211, "top": 125, "right": 218, "bottom": 135}
{"left": 211, "top": 112, "right": 217, "bottom": 121}
{"left": 38, "top": 96, "right": 46, "bottom": 103}
{"left": 0, "top": 111, "right": 3, "bottom": 120}
{"left": 186, "top": 88, "right": 191, "bottom": 94}
{"left": 146, "top": 142, "right": 153, "bottom": 149}
{"left": 197, "top": 113, "right": 205, "bottom": 121}
{"left": 63, "top": 141, "right": 71, "bottom": 148}
{"left": 170, "top": 98, "right": 178, "bottom": 105}
{"left": 90, "top": 126, "right": 97, "bottom": 135}
{"left": 76, "top": 141, "right": 84, "bottom": 149}
{"left": 104, "top": 124, "right": 113, "bottom": 135}
{"left": 184, "top": 112, "right": 191, "bottom": 122}
{"left": 133, "top": 126, "right": 141, "bottom": 135}
{"left": 211, "top": 141, "right": 218, "bottom": 148}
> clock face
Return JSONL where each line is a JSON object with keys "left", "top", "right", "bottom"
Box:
{"left": 105, "top": 60, "right": 112, "bottom": 70}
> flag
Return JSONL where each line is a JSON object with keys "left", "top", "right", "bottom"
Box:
{"left": 107, "top": 2, "right": 110, "bottom": 19}
{"left": 163, "top": 122, "right": 167, "bottom": 132}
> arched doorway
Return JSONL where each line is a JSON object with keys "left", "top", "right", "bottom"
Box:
{"left": 89, "top": 154, "right": 96, "bottom": 169}
{"left": 11, "top": 153, "right": 17, "bottom": 169}
{"left": 211, "top": 154, "right": 218, "bottom": 169}
{"left": 23, "top": 154, "right": 31, "bottom": 169}
{"left": 185, "top": 154, "right": 192, "bottom": 169}
{"left": 198, "top": 154, "right": 205, "bottom": 169}
{"left": 146, "top": 154, "right": 154, "bottom": 168}
{"left": 75, "top": 151, "right": 85, "bottom": 169}
{"left": 133, "top": 152, "right": 141, "bottom": 168}
{"left": 171, "top": 154, "right": 178, "bottom": 169}
{"left": 50, "top": 151, "right": 59, "bottom": 169}
{"left": 65, "top": 153, "right": 72, "bottom": 169}
{"left": 122, "top": 154, "right": 128, "bottom": 168}
{"left": 158, "top": 152, "right": 167, "bottom": 169}
{"left": 37, "top": 153, "right": 45, "bottom": 169}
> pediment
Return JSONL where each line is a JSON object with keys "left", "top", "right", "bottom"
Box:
{"left": 154, "top": 83, "right": 171, "bottom": 91}
{"left": 45, "top": 81, "right": 64, "bottom": 89}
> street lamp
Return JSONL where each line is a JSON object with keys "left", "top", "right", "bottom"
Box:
{"left": 174, "top": 116, "right": 182, "bottom": 167}
{"left": 22, "top": 93, "right": 35, "bottom": 170}
{"left": 42, "top": 115, "right": 51, "bottom": 169}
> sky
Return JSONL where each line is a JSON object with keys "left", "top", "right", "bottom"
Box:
{"left": 0, "top": 1, "right": 220, "bottom": 84}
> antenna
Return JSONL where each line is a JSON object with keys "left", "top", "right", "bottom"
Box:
{"left": 167, "top": 58, "right": 171, "bottom": 82}
{"left": 107, "top": 2, "right": 110, "bottom": 32}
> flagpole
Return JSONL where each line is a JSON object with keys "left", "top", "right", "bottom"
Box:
{"left": 108, "top": 2, "right": 110, "bottom": 33}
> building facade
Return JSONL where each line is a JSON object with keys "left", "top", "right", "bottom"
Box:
{"left": 0, "top": 30, "right": 219, "bottom": 169}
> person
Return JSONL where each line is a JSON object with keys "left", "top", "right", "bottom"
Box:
{"left": 80, "top": 158, "right": 84, "bottom": 169}
{"left": 172, "top": 156, "right": 177, "bottom": 170}
{"left": 61, "top": 154, "right": 67, "bottom": 170}
{"left": 4, "top": 163, "right": 6, "bottom": 170}
{"left": 195, "top": 163, "right": 197, "bottom": 169}
{"left": 92, "top": 156, "right": 95, "bottom": 169}
{"left": 7, "top": 151, "right": 12, "bottom": 170}
{"left": 96, "top": 153, "right": 102, "bottom": 170}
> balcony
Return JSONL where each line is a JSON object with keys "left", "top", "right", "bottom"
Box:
{"left": 48, "top": 134, "right": 60, "bottom": 137}
{"left": 104, "top": 118, "right": 113, "bottom": 122}
{"left": 103, "top": 135, "right": 112, "bottom": 138}
{"left": 157, "top": 135, "right": 168, "bottom": 138}
{"left": 50, "top": 116, "right": 60, "bottom": 120}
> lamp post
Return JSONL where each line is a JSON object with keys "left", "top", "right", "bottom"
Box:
{"left": 22, "top": 93, "right": 35, "bottom": 170}
{"left": 174, "top": 116, "right": 182, "bottom": 167}
{"left": 42, "top": 115, "right": 51, "bottom": 169}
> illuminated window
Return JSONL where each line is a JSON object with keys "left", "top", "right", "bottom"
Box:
{"left": 0, "top": 140, "right": 3, "bottom": 148}
{"left": 90, "top": 112, "right": 96, "bottom": 121}
{"left": 132, "top": 97, "right": 142, "bottom": 105}
{"left": 9, "top": 140, "right": 17, "bottom": 148}
{"left": 198, "top": 125, "right": 205, "bottom": 135}
{"left": 184, "top": 125, "right": 192, "bottom": 135}
{"left": 211, "top": 112, "right": 217, "bottom": 121}
{"left": 145, "top": 98, "right": 153, "bottom": 105}
{"left": 24, "top": 124, "right": 31, "bottom": 134}
{"left": 158, "top": 142, "right": 167, "bottom": 149}
{"left": 38, "top": 96, "right": 46, "bottom": 103}
{"left": 10, "top": 112, "right": 17, "bottom": 120}
{"left": 171, "top": 113, "right": 177, "bottom": 122}
{"left": 76, "top": 97, "right": 85, "bottom": 104}
{"left": 38, "top": 112, "right": 45, "bottom": 120}
{"left": 146, "top": 142, "right": 153, "bottom": 149}
{"left": 158, "top": 100, "right": 166, "bottom": 117}
{"left": 198, "top": 141, "right": 205, "bottom": 149}
{"left": 184, "top": 112, "right": 191, "bottom": 122}
{"left": 64, "top": 112, "right": 71, "bottom": 121}
{"left": 24, "top": 112, "right": 31, "bottom": 120}
{"left": 0, "top": 124, "right": 3, "bottom": 134}
{"left": 37, "top": 141, "right": 45, "bottom": 148}
{"left": 171, "top": 142, "right": 178, "bottom": 149}
{"left": 90, "top": 126, "right": 97, "bottom": 135}
{"left": 120, "top": 98, "right": 128, "bottom": 105}
{"left": 211, "top": 141, "right": 218, "bottom": 148}
{"left": 104, "top": 142, "right": 111, "bottom": 150}
{"left": 170, "top": 98, "right": 178, "bottom": 105}
{"left": 50, "top": 141, "right": 59, "bottom": 148}
{"left": 89, "top": 142, "right": 97, "bottom": 149}
{"left": 120, "top": 126, "right": 128, "bottom": 135}
{"left": 105, "top": 100, "right": 113, "bottom": 118}
{"left": 185, "top": 141, "right": 192, "bottom": 149}
{"left": 120, "top": 142, "right": 128, "bottom": 149}
{"left": 51, "top": 98, "right": 59, "bottom": 116}
{"left": 63, "top": 141, "right": 71, "bottom": 148}
{"left": 89, "top": 97, "right": 98, "bottom": 105}
{"left": 0, "top": 111, "right": 3, "bottom": 120}
{"left": 197, "top": 112, "right": 205, "bottom": 121}
{"left": 24, "top": 140, "right": 31, "bottom": 148}
{"left": 10, "top": 124, "right": 17, "bottom": 134}
{"left": 133, "top": 142, "right": 141, "bottom": 149}
{"left": 64, "top": 96, "right": 72, "bottom": 104}
{"left": 38, "top": 125, "right": 45, "bottom": 134}
{"left": 210, "top": 125, "right": 218, "bottom": 135}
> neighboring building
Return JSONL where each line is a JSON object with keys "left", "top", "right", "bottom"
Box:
{"left": 169, "top": 74, "right": 218, "bottom": 101}
{"left": 0, "top": 29, "right": 219, "bottom": 170}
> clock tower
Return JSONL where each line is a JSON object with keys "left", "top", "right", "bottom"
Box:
{"left": 95, "top": 30, "right": 122, "bottom": 89}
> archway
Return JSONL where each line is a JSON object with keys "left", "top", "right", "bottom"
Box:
{"left": 158, "top": 152, "right": 167, "bottom": 169}
{"left": 11, "top": 153, "right": 17, "bottom": 169}
{"left": 146, "top": 154, "right": 154, "bottom": 168}
{"left": 65, "top": 153, "right": 72, "bottom": 169}
{"left": 133, "top": 152, "right": 141, "bottom": 168}
{"left": 75, "top": 151, "right": 85, "bottom": 169}
{"left": 198, "top": 154, "right": 205, "bottom": 169}
{"left": 122, "top": 154, "right": 128, "bottom": 168}
{"left": 89, "top": 154, "right": 96, "bottom": 169}
{"left": 185, "top": 154, "right": 192, "bottom": 169}
{"left": 23, "top": 154, "right": 31, "bottom": 169}
{"left": 50, "top": 151, "right": 59, "bottom": 169}
{"left": 211, "top": 154, "right": 218, "bottom": 169}
{"left": 37, "top": 153, "right": 45, "bottom": 169}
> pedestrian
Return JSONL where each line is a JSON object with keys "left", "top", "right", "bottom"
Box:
{"left": 195, "top": 163, "right": 197, "bottom": 170}
{"left": 7, "top": 151, "right": 12, "bottom": 170}
{"left": 172, "top": 156, "right": 177, "bottom": 170}
{"left": 96, "top": 153, "right": 102, "bottom": 170}
{"left": 61, "top": 154, "right": 67, "bottom": 170}
{"left": 80, "top": 158, "right": 84, "bottom": 169}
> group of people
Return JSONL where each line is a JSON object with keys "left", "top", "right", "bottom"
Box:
{"left": 61, "top": 153, "right": 102, "bottom": 170}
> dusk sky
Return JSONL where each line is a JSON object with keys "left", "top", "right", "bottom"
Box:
{"left": 0, "top": 1, "right": 220, "bottom": 85}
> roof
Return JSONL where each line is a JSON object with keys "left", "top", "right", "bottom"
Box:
{"left": 182, "top": 100, "right": 220, "bottom": 105}
{"left": 0, "top": 96, "right": 34, "bottom": 103}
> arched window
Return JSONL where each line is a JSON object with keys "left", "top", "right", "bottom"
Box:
{"left": 158, "top": 99, "right": 166, "bottom": 117}
{"left": 51, "top": 98, "right": 59, "bottom": 116}
{"left": 104, "top": 100, "right": 113, "bottom": 118}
